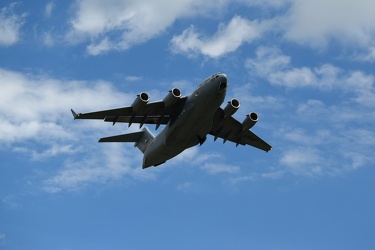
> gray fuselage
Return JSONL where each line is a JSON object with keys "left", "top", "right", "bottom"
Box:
{"left": 142, "top": 73, "right": 228, "bottom": 168}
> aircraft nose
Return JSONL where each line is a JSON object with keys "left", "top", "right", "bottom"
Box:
{"left": 218, "top": 74, "right": 228, "bottom": 93}
{"left": 219, "top": 73, "right": 227, "bottom": 83}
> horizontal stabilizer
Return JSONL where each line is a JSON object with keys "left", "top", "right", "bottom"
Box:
{"left": 71, "top": 109, "right": 78, "bottom": 119}
{"left": 99, "top": 131, "right": 144, "bottom": 143}
{"left": 98, "top": 127, "right": 155, "bottom": 153}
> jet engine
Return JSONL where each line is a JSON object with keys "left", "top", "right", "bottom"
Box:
{"left": 223, "top": 98, "right": 240, "bottom": 117}
{"left": 242, "top": 112, "right": 258, "bottom": 130}
{"left": 132, "top": 92, "right": 149, "bottom": 112}
{"left": 163, "top": 88, "right": 181, "bottom": 107}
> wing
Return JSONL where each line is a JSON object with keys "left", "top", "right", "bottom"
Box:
{"left": 209, "top": 108, "right": 272, "bottom": 152}
{"left": 71, "top": 97, "right": 187, "bottom": 128}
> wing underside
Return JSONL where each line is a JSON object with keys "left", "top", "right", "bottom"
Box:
{"left": 209, "top": 108, "right": 272, "bottom": 152}
{"left": 71, "top": 97, "right": 186, "bottom": 127}
{"left": 72, "top": 97, "right": 271, "bottom": 151}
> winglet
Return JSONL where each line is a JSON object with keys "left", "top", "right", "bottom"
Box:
{"left": 71, "top": 109, "right": 79, "bottom": 119}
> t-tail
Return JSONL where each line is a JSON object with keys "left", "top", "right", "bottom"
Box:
{"left": 99, "top": 127, "right": 154, "bottom": 153}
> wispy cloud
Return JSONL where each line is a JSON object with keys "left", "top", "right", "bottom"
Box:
{"left": 0, "top": 233, "right": 5, "bottom": 246}
{"left": 1, "top": 195, "right": 20, "bottom": 209}
{"left": 31, "top": 144, "right": 77, "bottom": 161}
{"left": 0, "top": 3, "right": 26, "bottom": 46}
{"left": 280, "top": 148, "right": 322, "bottom": 176}
{"left": 242, "top": 46, "right": 375, "bottom": 178}
{"left": 167, "top": 146, "right": 241, "bottom": 176}
{"left": 201, "top": 163, "right": 240, "bottom": 175}
{"left": 44, "top": 2, "right": 55, "bottom": 18}
{"left": 177, "top": 182, "right": 198, "bottom": 191}
{"left": 246, "top": 47, "right": 375, "bottom": 107}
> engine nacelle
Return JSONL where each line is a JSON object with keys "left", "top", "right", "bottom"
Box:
{"left": 132, "top": 92, "right": 149, "bottom": 112}
{"left": 163, "top": 88, "right": 181, "bottom": 107}
{"left": 242, "top": 112, "right": 258, "bottom": 130}
{"left": 223, "top": 98, "right": 240, "bottom": 117}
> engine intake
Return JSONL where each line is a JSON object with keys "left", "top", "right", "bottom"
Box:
{"left": 223, "top": 98, "right": 240, "bottom": 117}
{"left": 163, "top": 88, "right": 181, "bottom": 107}
{"left": 242, "top": 112, "right": 258, "bottom": 130}
{"left": 132, "top": 92, "right": 149, "bottom": 112}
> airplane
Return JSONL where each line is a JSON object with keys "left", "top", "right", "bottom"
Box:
{"left": 71, "top": 73, "right": 271, "bottom": 169}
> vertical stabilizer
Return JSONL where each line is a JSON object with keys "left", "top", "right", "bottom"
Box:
{"left": 134, "top": 127, "right": 154, "bottom": 153}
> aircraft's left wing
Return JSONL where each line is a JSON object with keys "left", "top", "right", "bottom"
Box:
{"left": 209, "top": 108, "right": 272, "bottom": 152}
{"left": 71, "top": 96, "right": 187, "bottom": 128}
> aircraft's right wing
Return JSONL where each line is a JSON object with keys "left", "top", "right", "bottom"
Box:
{"left": 209, "top": 108, "right": 272, "bottom": 152}
{"left": 71, "top": 95, "right": 187, "bottom": 128}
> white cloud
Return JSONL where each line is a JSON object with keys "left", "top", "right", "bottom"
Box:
{"left": 246, "top": 0, "right": 375, "bottom": 52}
{"left": 0, "top": 68, "right": 134, "bottom": 144}
{"left": 0, "top": 68, "right": 157, "bottom": 192}
{"left": 171, "top": 16, "right": 264, "bottom": 58}
{"left": 246, "top": 47, "right": 323, "bottom": 89}
{"left": 3, "top": 70, "right": 123, "bottom": 114}
{"left": 43, "top": 143, "right": 153, "bottom": 192}
{"left": 169, "top": 0, "right": 375, "bottom": 57}
{"left": 0, "top": 3, "right": 26, "bottom": 46}
{"left": 62, "top": 0, "right": 375, "bottom": 57}
{"left": 283, "top": 0, "right": 375, "bottom": 48}
{"left": 67, "top": 0, "right": 225, "bottom": 55}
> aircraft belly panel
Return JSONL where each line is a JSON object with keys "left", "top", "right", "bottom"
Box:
{"left": 143, "top": 139, "right": 186, "bottom": 168}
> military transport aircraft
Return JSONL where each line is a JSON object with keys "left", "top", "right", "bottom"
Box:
{"left": 71, "top": 73, "right": 271, "bottom": 168}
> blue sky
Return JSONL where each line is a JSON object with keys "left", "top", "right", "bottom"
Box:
{"left": 1, "top": 0, "right": 375, "bottom": 249}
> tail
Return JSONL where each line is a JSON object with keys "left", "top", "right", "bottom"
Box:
{"left": 99, "top": 127, "right": 155, "bottom": 153}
